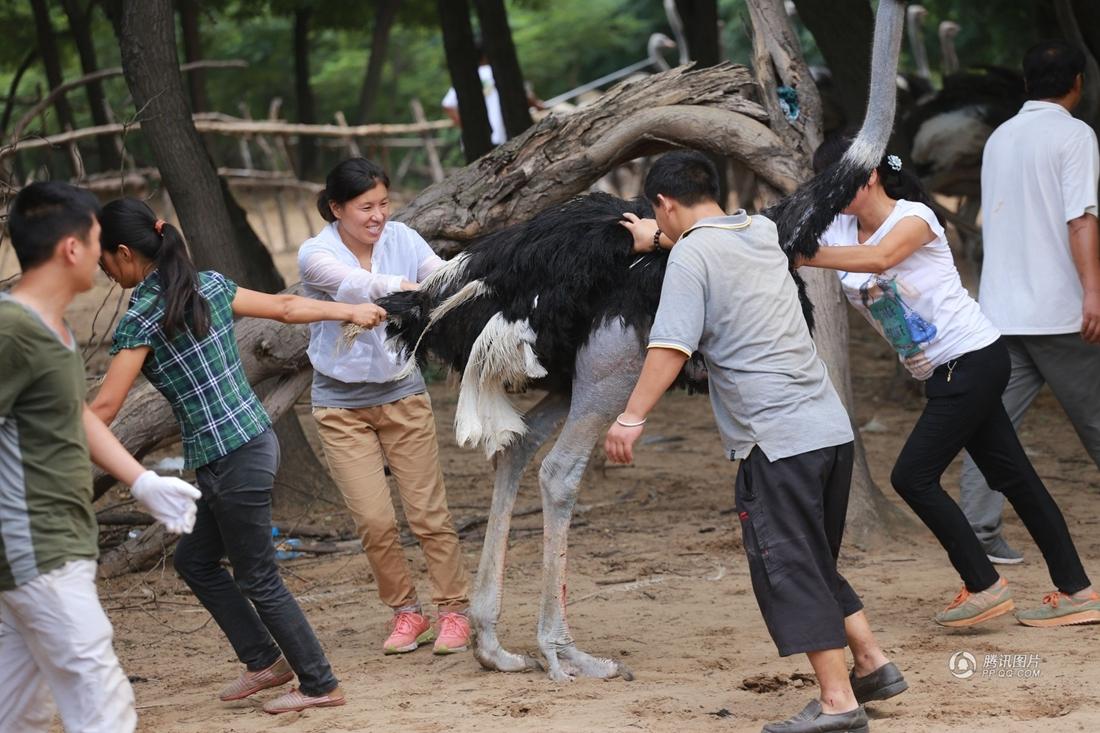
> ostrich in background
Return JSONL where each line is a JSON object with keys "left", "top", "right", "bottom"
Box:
{"left": 378, "top": 0, "right": 908, "bottom": 682}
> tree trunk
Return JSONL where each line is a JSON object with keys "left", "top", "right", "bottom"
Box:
{"left": 674, "top": 0, "right": 722, "bottom": 67}
{"left": 746, "top": 0, "right": 911, "bottom": 546}
{"left": 177, "top": 0, "right": 207, "bottom": 113}
{"left": 0, "top": 49, "right": 37, "bottom": 136}
{"left": 61, "top": 0, "right": 121, "bottom": 170}
{"left": 472, "top": 0, "right": 533, "bottom": 139}
{"left": 437, "top": 0, "right": 493, "bottom": 162}
{"left": 107, "top": 0, "right": 339, "bottom": 515}
{"left": 790, "top": 0, "right": 873, "bottom": 130}
{"left": 29, "top": 0, "right": 76, "bottom": 134}
{"left": 108, "top": 0, "right": 281, "bottom": 290}
{"left": 293, "top": 7, "right": 318, "bottom": 178}
{"left": 354, "top": 0, "right": 399, "bottom": 125}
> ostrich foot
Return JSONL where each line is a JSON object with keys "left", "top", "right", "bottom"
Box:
{"left": 544, "top": 645, "right": 635, "bottom": 682}
{"left": 472, "top": 628, "right": 544, "bottom": 673}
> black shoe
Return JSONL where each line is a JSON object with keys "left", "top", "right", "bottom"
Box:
{"left": 761, "top": 699, "right": 869, "bottom": 733}
{"left": 850, "top": 662, "right": 908, "bottom": 704}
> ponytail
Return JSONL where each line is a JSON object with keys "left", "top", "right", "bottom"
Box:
{"left": 100, "top": 198, "right": 211, "bottom": 340}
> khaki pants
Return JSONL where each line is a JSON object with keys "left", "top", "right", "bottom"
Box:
{"left": 314, "top": 393, "right": 469, "bottom": 610}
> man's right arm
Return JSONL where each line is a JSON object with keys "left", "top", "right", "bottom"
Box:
{"left": 1068, "top": 212, "right": 1100, "bottom": 343}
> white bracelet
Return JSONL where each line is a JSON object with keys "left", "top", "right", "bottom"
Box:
{"left": 615, "top": 413, "right": 647, "bottom": 428}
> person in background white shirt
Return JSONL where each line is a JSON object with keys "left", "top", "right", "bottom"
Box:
{"left": 441, "top": 48, "right": 506, "bottom": 146}
{"left": 959, "top": 40, "right": 1100, "bottom": 566}
{"left": 298, "top": 158, "right": 472, "bottom": 658}
{"left": 801, "top": 136, "right": 1099, "bottom": 630}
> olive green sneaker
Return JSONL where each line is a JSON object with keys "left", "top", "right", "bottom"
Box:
{"left": 934, "top": 577, "right": 1014, "bottom": 627}
{"left": 1016, "top": 590, "right": 1100, "bottom": 628}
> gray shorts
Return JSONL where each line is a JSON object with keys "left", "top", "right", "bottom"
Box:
{"left": 735, "top": 442, "right": 862, "bottom": 656}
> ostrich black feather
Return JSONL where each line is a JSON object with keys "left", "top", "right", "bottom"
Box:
{"left": 379, "top": 192, "right": 813, "bottom": 390}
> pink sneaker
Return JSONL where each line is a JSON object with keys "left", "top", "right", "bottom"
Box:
{"left": 262, "top": 686, "right": 346, "bottom": 714}
{"left": 218, "top": 656, "right": 293, "bottom": 701}
{"left": 433, "top": 611, "right": 471, "bottom": 655}
{"left": 383, "top": 610, "right": 434, "bottom": 654}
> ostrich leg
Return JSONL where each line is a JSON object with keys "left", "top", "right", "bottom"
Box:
{"left": 471, "top": 391, "right": 571, "bottom": 672}
{"left": 537, "top": 322, "right": 644, "bottom": 682}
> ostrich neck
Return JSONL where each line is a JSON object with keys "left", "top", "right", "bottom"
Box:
{"left": 907, "top": 14, "right": 931, "bottom": 80}
{"left": 845, "top": 0, "right": 906, "bottom": 169}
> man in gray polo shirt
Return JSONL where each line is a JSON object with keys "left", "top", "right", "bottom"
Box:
{"left": 606, "top": 151, "right": 904, "bottom": 733}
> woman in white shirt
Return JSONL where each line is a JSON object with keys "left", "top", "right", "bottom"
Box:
{"left": 299, "top": 158, "right": 471, "bottom": 655}
{"left": 801, "top": 137, "right": 1097, "bottom": 629}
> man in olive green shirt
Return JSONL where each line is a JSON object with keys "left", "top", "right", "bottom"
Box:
{"left": 0, "top": 182, "right": 201, "bottom": 732}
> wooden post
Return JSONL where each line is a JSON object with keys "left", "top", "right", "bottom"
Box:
{"left": 235, "top": 102, "right": 256, "bottom": 169}
{"left": 411, "top": 98, "right": 445, "bottom": 183}
{"left": 333, "top": 110, "right": 362, "bottom": 158}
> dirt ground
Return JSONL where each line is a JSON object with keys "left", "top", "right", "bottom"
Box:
{"left": 7, "top": 202, "right": 1095, "bottom": 732}
{"left": 82, "top": 308, "right": 1096, "bottom": 733}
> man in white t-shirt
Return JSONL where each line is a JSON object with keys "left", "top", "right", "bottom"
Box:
{"left": 441, "top": 50, "right": 506, "bottom": 146}
{"left": 960, "top": 40, "right": 1100, "bottom": 565}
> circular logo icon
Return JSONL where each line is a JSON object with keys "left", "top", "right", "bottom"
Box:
{"left": 948, "top": 651, "right": 977, "bottom": 679}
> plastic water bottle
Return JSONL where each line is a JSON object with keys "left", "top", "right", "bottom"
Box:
{"left": 271, "top": 527, "right": 303, "bottom": 560}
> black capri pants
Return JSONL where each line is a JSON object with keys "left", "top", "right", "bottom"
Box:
{"left": 735, "top": 441, "right": 863, "bottom": 657}
{"left": 890, "top": 338, "right": 1089, "bottom": 595}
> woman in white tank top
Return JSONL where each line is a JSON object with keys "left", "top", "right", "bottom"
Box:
{"left": 799, "top": 137, "right": 1097, "bottom": 630}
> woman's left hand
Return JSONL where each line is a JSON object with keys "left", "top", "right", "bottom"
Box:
{"left": 350, "top": 303, "right": 387, "bottom": 328}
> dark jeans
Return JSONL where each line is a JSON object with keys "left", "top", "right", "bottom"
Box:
{"left": 890, "top": 338, "right": 1090, "bottom": 595}
{"left": 174, "top": 428, "right": 338, "bottom": 696}
{"left": 735, "top": 442, "right": 863, "bottom": 657}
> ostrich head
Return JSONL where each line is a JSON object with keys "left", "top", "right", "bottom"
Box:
{"left": 662, "top": 0, "right": 690, "bottom": 66}
{"left": 906, "top": 4, "right": 932, "bottom": 81}
{"left": 939, "top": 20, "right": 961, "bottom": 75}
{"left": 647, "top": 32, "right": 677, "bottom": 71}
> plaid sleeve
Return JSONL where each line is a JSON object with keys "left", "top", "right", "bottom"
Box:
{"left": 203, "top": 271, "right": 238, "bottom": 304}
{"left": 110, "top": 311, "right": 154, "bottom": 355}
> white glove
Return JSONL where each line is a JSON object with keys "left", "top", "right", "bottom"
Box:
{"left": 131, "top": 471, "right": 201, "bottom": 535}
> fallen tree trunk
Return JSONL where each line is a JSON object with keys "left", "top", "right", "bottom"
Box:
{"left": 392, "top": 62, "right": 804, "bottom": 253}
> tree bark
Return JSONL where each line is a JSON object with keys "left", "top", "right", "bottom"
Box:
{"left": 108, "top": 0, "right": 282, "bottom": 289}
{"left": 293, "top": 7, "right": 318, "bottom": 178}
{"left": 472, "top": 0, "right": 533, "bottom": 139}
{"left": 394, "top": 63, "right": 798, "bottom": 252}
{"left": 61, "top": 0, "right": 121, "bottom": 170}
{"left": 30, "top": 0, "right": 77, "bottom": 134}
{"left": 437, "top": 0, "right": 493, "bottom": 162}
{"left": 177, "top": 0, "right": 207, "bottom": 113}
{"left": 790, "top": 0, "right": 873, "bottom": 130}
{"left": 354, "top": 0, "right": 399, "bottom": 125}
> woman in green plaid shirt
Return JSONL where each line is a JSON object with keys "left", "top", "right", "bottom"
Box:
{"left": 89, "top": 197, "right": 384, "bottom": 714}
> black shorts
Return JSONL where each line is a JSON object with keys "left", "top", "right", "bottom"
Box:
{"left": 735, "top": 441, "right": 863, "bottom": 656}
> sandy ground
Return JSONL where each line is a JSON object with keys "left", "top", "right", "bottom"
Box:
{"left": 82, "top": 307, "right": 1099, "bottom": 733}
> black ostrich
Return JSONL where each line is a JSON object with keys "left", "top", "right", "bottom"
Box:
{"left": 378, "top": 0, "right": 908, "bottom": 682}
